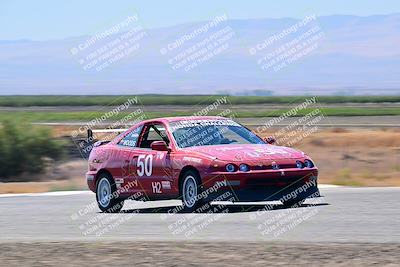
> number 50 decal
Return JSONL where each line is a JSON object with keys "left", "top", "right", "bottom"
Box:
{"left": 137, "top": 154, "right": 153, "bottom": 177}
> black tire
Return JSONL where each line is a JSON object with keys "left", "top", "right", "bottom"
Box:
{"left": 282, "top": 199, "right": 305, "bottom": 208}
{"left": 180, "top": 170, "right": 203, "bottom": 212}
{"left": 95, "top": 173, "right": 124, "bottom": 213}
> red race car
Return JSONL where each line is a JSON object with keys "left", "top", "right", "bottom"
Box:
{"left": 86, "top": 116, "right": 319, "bottom": 212}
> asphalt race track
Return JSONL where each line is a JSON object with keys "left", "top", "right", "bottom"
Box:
{"left": 0, "top": 186, "right": 399, "bottom": 243}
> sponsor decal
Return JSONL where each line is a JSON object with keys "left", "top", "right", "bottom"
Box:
{"left": 224, "top": 180, "right": 240, "bottom": 186}
{"left": 115, "top": 178, "right": 124, "bottom": 184}
{"left": 115, "top": 178, "right": 124, "bottom": 189}
{"left": 182, "top": 156, "right": 202, "bottom": 164}
{"left": 116, "top": 179, "right": 138, "bottom": 190}
{"left": 161, "top": 181, "right": 171, "bottom": 189}
{"left": 157, "top": 152, "right": 165, "bottom": 160}
{"left": 215, "top": 146, "right": 244, "bottom": 151}
{"left": 255, "top": 147, "right": 289, "bottom": 155}
{"left": 171, "top": 119, "right": 240, "bottom": 130}
{"left": 152, "top": 182, "right": 162, "bottom": 193}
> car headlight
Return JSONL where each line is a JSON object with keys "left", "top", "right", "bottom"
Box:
{"left": 226, "top": 164, "right": 236, "bottom": 172}
{"left": 304, "top": 159, "right": 314, "bottom": 168}
{"left": 239, "top": 163, "right": 250, "bottom": 172}
{"left": 296, "top": 160, "right": 304, "bottom": 169}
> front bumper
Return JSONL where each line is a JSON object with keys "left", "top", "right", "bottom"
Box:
{"left": 86, "top": 171, "right": 97, "bottom": 192}
{"left": 202, "top": 168, "right": 319, "bottom": 202}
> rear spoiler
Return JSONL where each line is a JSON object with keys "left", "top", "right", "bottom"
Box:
{"left": 87, "top": 128, "right": 127, "bottom": 140}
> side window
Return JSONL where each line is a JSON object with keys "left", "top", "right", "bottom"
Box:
{"left": 138, "top": 123, "right": 169, "bottom": 148}
{"left": 118, "top": 125, "right": 143, "bottom": 147}
{"left": 148, "top": 127, "right": 165, "bottom": 141}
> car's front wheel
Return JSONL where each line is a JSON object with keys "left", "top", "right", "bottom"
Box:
{"left": 181, "top": 170, "right": 202, "bottom": 212}
{"left": 96, "top": 173, "right": 124, "bottom": 213}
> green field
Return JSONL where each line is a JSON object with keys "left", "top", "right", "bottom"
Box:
{"left": 1, "top": 107, "right": 400, "bottom": 122}
{"left": 1, "top": 95, "right": 399, "bottom": 121}
{"left": 0, "top": 95, "right": 400, "bottom": 106}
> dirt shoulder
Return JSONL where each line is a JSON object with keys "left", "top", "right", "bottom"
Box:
{"left": 1, "top": 241, "right": 399, "bottom": 267}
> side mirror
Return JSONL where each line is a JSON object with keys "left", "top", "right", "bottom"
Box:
{"left": 151, "top": 141, "right": 170, "bottom": 152}
{"left": 264, "top": 136, "right": 276, "bottom": 144}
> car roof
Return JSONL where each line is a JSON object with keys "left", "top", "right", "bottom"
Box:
{"left": 141, "top": 116, "right": 229, "bottom": 123}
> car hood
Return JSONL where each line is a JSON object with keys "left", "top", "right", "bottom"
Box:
{"left": 188, "top": 144, "right": 304, "bottom": 161}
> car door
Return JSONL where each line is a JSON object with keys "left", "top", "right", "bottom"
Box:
{"left": 134, "top": 122, "right": 174, "bottom": 199}
{"left": 109, "top": 125, "right": 144, "bottom": 196}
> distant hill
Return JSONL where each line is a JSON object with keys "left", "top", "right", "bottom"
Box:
{"left": 0, "top": 14, "right": 399, "bottom": 95}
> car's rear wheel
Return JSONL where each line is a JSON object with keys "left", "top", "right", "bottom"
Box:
{"left": 96, "top": 173, "right": 124, "bottom": 213}
{"left": 181, "top": 170, "right": 202, "bottom": 212}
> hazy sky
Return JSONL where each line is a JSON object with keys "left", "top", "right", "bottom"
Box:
{"left": 1, "top": 0, "right": 399, "bottom": 40}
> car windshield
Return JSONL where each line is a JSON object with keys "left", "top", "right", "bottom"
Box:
{"left": 170, "top": 119, "right": 265, "bottom": 148}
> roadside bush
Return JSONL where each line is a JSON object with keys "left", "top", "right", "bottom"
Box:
{"left": 0, "top": 121, "right": 65, "bottom": 181}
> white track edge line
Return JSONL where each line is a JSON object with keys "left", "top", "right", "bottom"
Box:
{"left": 0, "top": 185, "right": 341, "bottom": 198}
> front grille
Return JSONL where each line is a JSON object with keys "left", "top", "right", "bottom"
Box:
{"left": 247, "top": 176, "right": 303, "bottom": 186}
{"left": 277, "top": 164, "right": 297, "bottom": 169}
{"left": 250, "top": 163, "right": 297, "bottom": 171}
{"left": 251, "top": 165, "right": 269, "bottom": 171}
{"left": 245, "top": 171, "right": 314, "bottom": 190}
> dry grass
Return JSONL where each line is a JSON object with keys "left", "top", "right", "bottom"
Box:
{"left": 0, "top": 160, "right": 87, "bottom": 194}
{"left": 285, "top": 128, "right": 400, "bottom": 187}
